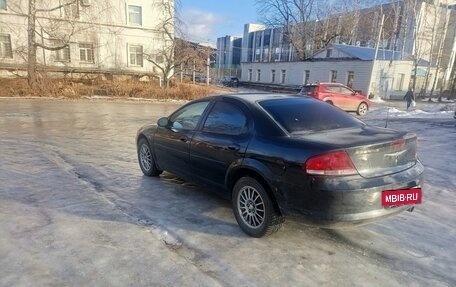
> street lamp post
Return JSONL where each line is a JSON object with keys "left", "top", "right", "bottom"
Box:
{"left": 206, "top": 55, "right": 210, "bottom": 86}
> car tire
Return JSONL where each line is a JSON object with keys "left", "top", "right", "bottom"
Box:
{"left": 137, "top": 137, "right": 162, "bottom": 177}
{"left": 232, "top": 177, "right": 283, "bottom": 237}
{"left": 357, "top": 102, "right": 368, "bottom": 116}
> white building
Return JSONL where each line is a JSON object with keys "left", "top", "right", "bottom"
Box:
{"left": 241, "top": 44, "right": 437, "bottom": 99}
{"left": 238, "top": 1, "right": 456, "bottom": 94}
{"left": 0, "top": 0, "right": 173, "bottom": 78}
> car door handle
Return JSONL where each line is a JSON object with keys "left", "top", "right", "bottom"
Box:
{"left": 180, "top": 136, "right": 189, "bottom": 143}
{"left": 227, "top": 144, "right": 240, "bottom": 151}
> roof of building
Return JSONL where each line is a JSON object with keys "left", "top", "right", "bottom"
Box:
{"left": 310, "top": 44, "right": 430, "bottom": 66}
{"left": 332, "top": 44, "right": 407, "bottom": 60}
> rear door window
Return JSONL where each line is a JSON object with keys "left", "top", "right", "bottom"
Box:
{"left": 202, "top": 101, "right": 248, "bottom": 136}
{"left": 324, "top": 85, "right": 340, "bottom": 93}
{"left": 259, "top": 98, "right": 363, "bottom": 134}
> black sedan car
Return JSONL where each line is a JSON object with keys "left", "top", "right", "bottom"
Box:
{"left": 136, "top": 94, "right": 424, "bottom": 237}
{"left": 221, "top": 77, "right": 239, "bottom": 87}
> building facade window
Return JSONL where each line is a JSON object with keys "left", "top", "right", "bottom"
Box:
{"left": 128, "top": 5, "right": 142, "bottom": 26}
{"left": 79, "top": 43, "right": 94, "bottom": 63}
{"left": 129, "top": 45, "right": 143, "bottom": 67}
{"left": 326, "top": 49, "right": 332, "bottom": 58}
{"left": 0, "top": 0, "right": 6, "bottom": 10}
{"left": 395, "top": 73, "right": 405, "bottom": 91}
{"left": 248, "top": 69, "right": 252, "bottom": 81}
{"left": 257, "top": 69, "right": 261, "bottom": 82}
{"left": 254, "top": 48, "right": 261, "bottom": 62}
{"left": 0, "top": 34, "right": 13, "bottom": 58}
{"left": 63, "top": 0, "right": 79, "bottom": 18}
{"left": 53, "top": 44, "right": 70, "bottom": 62}
{"left": 304, "top": 70, "right": 310, "bottom": 85}
{"left": 281, "top": 69, "right": 286, "bottom": 84}
{"left": 271, "top": 69, "right": 276, "bottom": 83}
{"left": 330, "top": 70, "right": 337, "bottom": 82}
{"left": 347, "top": 71, "right": 354, "bottom": 88}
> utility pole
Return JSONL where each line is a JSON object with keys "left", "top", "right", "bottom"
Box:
{"left": 374, "top": 14, "right": 385, "bottom": 61}
{"left": 368, "top": 14, "right": 385, "bottom": 98}
{"left": 192, "top": 60, "right": 195, "bottom": 84}
{"left": 27, "top": 0, "right": 37, "bottom": 87}
{"left": 206, "top": 55, "right": 210, "bottom": 85}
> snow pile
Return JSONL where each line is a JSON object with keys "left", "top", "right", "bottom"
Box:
{"left": 420, "top": 98, "right": 455, "bottom": 103}
{"left": 369, "top": 97, "right": 385, "bottom": 103}
{"left": 369, "top": 107, "right": 454, "bottom": 119}
{"left": 428, "top": 103, "right": 456, "bottom": 112}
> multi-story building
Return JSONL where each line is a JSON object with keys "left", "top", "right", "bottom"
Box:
{"left": 237, "top": 0, "right": 456, "bottom": 96}
{"left": 216, "top": 35, "right": 241, "bottom": 69}
{"left": 0, "top": 0, "right": 173, "bottom": 78}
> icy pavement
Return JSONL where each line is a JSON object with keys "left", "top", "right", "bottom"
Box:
{"left": 0, "top": 99, "right": 455, "bottom": 287}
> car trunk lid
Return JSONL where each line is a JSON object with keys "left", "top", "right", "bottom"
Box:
{"left": 346, "top": 135, "right": 417, "bottom": 178}
{"left": 294, "top": 126, "right": 418, "bottom": 178}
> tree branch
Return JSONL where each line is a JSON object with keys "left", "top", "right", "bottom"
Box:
{"left": 35, "top": 0, "right": 78, "bottom": 13}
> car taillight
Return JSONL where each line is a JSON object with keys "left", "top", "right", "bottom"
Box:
{"left": 391, "top": 139, "right": 405, "bottom": 148}
{"left": 305, "top": 151, "right": 358, "bottom": 176}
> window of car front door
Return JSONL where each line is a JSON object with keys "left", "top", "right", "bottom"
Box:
{"left": 169, "top": 101, "right": 210, "bottom": 131}
{"left": 338, "top": 86, "right": 356, "bottom": 109}
{"left": 339, "top": 86, "right": 354, "bottom": 95}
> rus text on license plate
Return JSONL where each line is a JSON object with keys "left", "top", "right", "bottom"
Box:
{"left": 381, "top": 188, "right": 422, "bottom": 207}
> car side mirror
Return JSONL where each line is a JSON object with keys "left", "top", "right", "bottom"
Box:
{"left": 157, "top": 117, "right": 169, "bottom": 127}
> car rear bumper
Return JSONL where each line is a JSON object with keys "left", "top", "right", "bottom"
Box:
{"left": 277, "top": 161, "right": 424, "bottom": 227}
{"left": 285, "top": 204, "right": 413, "bottom": 228}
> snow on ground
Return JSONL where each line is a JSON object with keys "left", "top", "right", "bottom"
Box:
{"left": 0, "top": 98, "right": 455, "bottom": 287}
{"left": 369, "top": 107, "right": 453, "bottom": 119}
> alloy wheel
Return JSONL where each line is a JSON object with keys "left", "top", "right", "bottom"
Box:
{"left": 237, "top": 186, "right": 266, "bottom": 229}
{"left": 139, "top": 144, "right": 152, "bottom": 172}
{"left": 358, "top": 103, "right": 368, "bottom": 116}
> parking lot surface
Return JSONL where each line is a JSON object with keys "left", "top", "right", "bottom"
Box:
{"left": 1, "top": 99, "right": 455, "bottom": 287}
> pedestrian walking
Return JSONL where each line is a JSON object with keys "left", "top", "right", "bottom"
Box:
{"left": 404, "top": 88, "right": 415, "bottom": 111}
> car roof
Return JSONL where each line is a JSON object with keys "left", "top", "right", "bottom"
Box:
{"left": 303, "top": 82, "right": 346, "bottom": 86}
{"left": 219, "top": 93, "right": 301, "bottom": 104}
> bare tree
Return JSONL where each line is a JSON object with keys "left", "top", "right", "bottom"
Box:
{"left": 255, "top": 0, "right": 390, "bottom": 60}
{"left": 429, "top": 0, "right": 452, "bottom": 100}
{"left": 27, "top": 0, "right": 78, "bottom": 87}
{"left": 256, "top": 0, "right": 318, "bottom": 60}
{"left": 143, "top": 0, "right": 213, "bottom": 87}
{"left": 400, "top": 0, "right": 444, "bottom": 95}
{"left": 142, "top": 0, "right": 176, "bottom": 87}
{"left": 174, "top": 38, "right": 214, "bottom": 82}
{"left": 4, "top": 0, "right": 102, "bottom": 87}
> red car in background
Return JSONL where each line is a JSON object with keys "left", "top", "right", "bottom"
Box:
{"left": 299, "top": 82, "right": 371, "bottom": 116}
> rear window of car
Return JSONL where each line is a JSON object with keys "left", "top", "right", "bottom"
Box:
{"left": 259, "top": 98, "right": 363, "bottom": 134}
{"left": 300, "top": 85, "right": 317, "bottom": 93}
